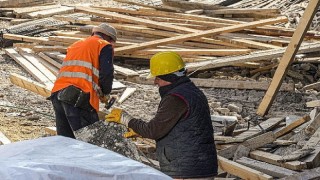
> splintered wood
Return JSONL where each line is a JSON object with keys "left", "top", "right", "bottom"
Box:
{"left": 2, "top": 0, "right": 320, "bottom": 179}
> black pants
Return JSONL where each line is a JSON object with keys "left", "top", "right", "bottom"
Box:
{"left": 50, "top": 92, "right": 99, "bottom": 138}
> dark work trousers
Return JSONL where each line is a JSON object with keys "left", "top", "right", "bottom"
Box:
{"left": 50, "top": 92, "right": 99, "bottom": 138}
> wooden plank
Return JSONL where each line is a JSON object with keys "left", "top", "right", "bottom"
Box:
{"left": 95, "top": 16, "right": 287, "bottom": 54}
{"left": 12, "top": 4, "right": 61, "bottom": 16}
{"left": 306, "top": 100, "right": 320, "bottom": 108}
{"left": 113, "top": 65, "right": 139, "bottom": 77}
{"left": 275, "top": 115, "right": 311, "bottom": 138}
{"left": 218, "top": 156, "right": 273, "bottom": 180}
{"left": 281, "top": 167, "right": 320, "bottom": 180}
{"left": 236, "top": 157, "right": 297, "bottom": 178}
{"left": 3, "top": 33, "right": 49, "bottom": 44}
{"left": 18, "top": 48, "right": 56, "bottom": 83}
{"left": 256, "top": 0, "right": 320, "bottom": 116}
{"left": 76, "top": 6, "right": 253, "bottom": 49}
{"left": 37, "top": 57, "right": 59, "bottom": 76}
{"left": 134, "top": 48, "right": 251, "bottom": 56}
{"left": 38, "top": 52, "right": 62, "bottom": 69}
{"left": 33, "top": 45, "right": 67, "bottom": 53}
{"left": 301, "top": 127, "right": 320, "bottom": 168}
{"left": 249, "top": 150, "right": 307, "bottom": 171}
{"left": 5, "top": 48, "right": 53, "bottom": 89}
{"left": 0, "top": 131, "right": 11, "bottom": 145}
{"left": 218, "top": 132, "right": 275, "bottom": 159}
{"left": 118, "top": 87, "right": 136, "bottom": 104}
{"left": 227, "top": 117, "right": 283, "bottom": 143}
{"left": 111, "top": 0, "right": 182, "bottom": 12}
{"left": 302, "top": 145, "right": 320, "bottom": 169}
{"left": 273, "top": 139, "right": 297, "bottom": 146}
{"left": 216, "top": 34, "right": 281, "bottom": 50}
{"left": 305, "top": 113, "right": 320, "bottom": 137}
{"left": 44, "top": 127, "right": 57, "bottom": 136}
{"left": 205, "top": 8, "right": 280, "bottom": 15}
{"left": 186, "top": 42, "right": 320, "bottom": 71}
{"left": 76, "top": 6, "right": 198, "bottom": 34}
{"left": 191, "top": 78, "right": 294, "bottom": 91}
{"left": 9, "top": 73, "right": 51, "bottom": 97}
{"left": 242, "top": 132, "right": 275, "bottom": 150}
{"left": 26, "top": 6, "right": 74, "bottom": 18}
{"left": 302, "top": 82, "right": 320, "bottom": 91}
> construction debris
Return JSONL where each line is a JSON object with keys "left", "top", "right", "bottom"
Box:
{"left": 1, "top": 0, "right": 320, "bottom": 179}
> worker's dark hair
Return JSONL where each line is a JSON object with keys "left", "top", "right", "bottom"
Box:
{"left": 93, "top": 32, "right": 113, "bottom": 41}
{"left": 157, "top": 68, "right": 186, "bottom": 82}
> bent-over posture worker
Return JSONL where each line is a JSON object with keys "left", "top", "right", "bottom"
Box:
{"left": 50, "top": 23, "right": 117, "bottom": 138}
{"left": 107, "top": 52, "right": 218, "bottom": 179}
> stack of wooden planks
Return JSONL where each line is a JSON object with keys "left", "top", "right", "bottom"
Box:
{"left": 2, "top": 0, "right": 320, "bottom": 179}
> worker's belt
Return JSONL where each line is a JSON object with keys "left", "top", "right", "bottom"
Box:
{"left": 57, "top": 85, "right": 93, "bottom": 111}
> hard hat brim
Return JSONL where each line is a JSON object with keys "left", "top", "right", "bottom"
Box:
{"left": 92, "top": 26, "right": 117, "bottom": 42}
{"left": 146, "top": 73, "right": 154, "bottom": 79}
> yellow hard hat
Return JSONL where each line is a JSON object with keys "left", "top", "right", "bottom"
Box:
{"left": 148, "top": 51, "right": 185, "bottom": 78}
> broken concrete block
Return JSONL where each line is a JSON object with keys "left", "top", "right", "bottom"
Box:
{"left": 214, "top": 107, "right": 230, "bottom": 115}
{"left": 227, "top": 104, "right": 241, "bottom": 113}
{"left": 74, "top": 121, "right": 141, "bottom": 161}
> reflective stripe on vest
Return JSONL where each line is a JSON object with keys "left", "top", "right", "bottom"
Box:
{"left": 62, "top": 60, "right": 99, "bottom": 77}
{"left": 57, "top": 71, "right": 99, "bottom": 92}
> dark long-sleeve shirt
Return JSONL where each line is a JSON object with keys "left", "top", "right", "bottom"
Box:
{"left": 128, "top": 95, "right": 188, "bottom": 140}
{"left": 98, "top": 44, "right": 114, "bottom": 95}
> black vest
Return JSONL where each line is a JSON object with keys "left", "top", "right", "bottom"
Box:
{"left": 156, "top": 77, "right": 218, "bottom": 178}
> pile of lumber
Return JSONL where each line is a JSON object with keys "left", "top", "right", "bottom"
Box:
{"left": 1, "top": 2, "right": 320, "bottom": 87}
{"left": 2, "top": 0, "right": 320, "bottom": 179}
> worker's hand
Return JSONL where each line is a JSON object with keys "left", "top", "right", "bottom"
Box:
{"left": 99, "top": 94, "right": 110, "bottom": 104}
{"left": 124, "top": 128, "right": 140, "bottom": 138}
{"left": 105, "top": 108, "right": 133, "bottom": 126}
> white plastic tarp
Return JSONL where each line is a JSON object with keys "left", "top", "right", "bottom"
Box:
{"left": 0, "top": 136, "right": 172, "bottom": 180}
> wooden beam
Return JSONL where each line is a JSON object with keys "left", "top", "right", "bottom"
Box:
{"left": 281, "top": 167, "right": 320, "bottom": 180}
{"left": 242, "top": 132, "right": 275, "bottom": 150}
{"left": 17, "top": 48, "right": 57, "bottom": 83}
{"left": 250, "top": 150, "right": 307, "bottom": 171}
{"left": 274, "top": 115, "right": 311, "bottom": 138}
{"left": 0, "top": 131, "right": 11, "bottom": 145}
{"left": 236, "top": 157, "right": 297, "bottom": 178}
{"left": 26, "top": 6, "right": 74, "bottom": 18}
{"left": 218, "top": 156, "right": 273, "bottom": 180}
{"left": 113, "top": 16, "right": 287, "bottom": 54}
{"left": 226, "top": 117, "right": 283, "bottom": 143}
{"left": 302, "top": 82, "right": 320, "bottom": 91}
{"left": 191, "top": 78, "right": 294, "bottom": 91}
{"left": 5, "top": 48, "right": 53, "bottom": 89}
{"left": 306, "top": 100, "right": 320, "bottom": 108}
{"left": 118, "top": 87, "right": 136, "bottom": 104}
{"left": 76, "top": 6, "right": 196, "bottom": 34}
{"left": 186, "top": 42, "right": 320, "bottom": 71}
{"left": 37, "top": 52, "right": 62, "bottom": 69}
{"left": 44, "top": 127, "right": 57, "bottom": 136}
{"left": 134, "top": 48, "right": 251, "bottom": 56}
{"left": 256, "top": 0, "right": 320, "bottom": 116}
{"left": 9, "top": 73, "right": 51, "bottom": 97}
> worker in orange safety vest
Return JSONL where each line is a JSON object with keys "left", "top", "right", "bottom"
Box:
{"left": 49, "top": 23, "right": 117, "bottom": 138}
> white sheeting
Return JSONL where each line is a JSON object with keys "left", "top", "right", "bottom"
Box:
{"left": 0, "top": 136, "right": 172, "bottom": 180}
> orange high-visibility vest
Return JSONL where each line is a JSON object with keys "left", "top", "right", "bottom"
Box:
{"left": 51, "top": 35, "right": 112, "bottom": 112}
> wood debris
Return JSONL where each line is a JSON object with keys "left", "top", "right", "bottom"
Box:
{"left": 2, "top": 0, "right": 320, "bottom": 179}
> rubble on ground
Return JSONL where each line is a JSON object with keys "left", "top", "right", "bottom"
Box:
{"left": 1, "top": 0, "right": 320, "bottom": 179}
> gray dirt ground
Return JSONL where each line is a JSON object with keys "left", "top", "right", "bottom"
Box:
{"left": 0, "top": 0, "right": 315, "bottom": 142}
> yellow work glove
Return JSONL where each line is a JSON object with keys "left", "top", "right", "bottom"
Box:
{"left": 105, "top": 108, "right": 133, "bottom": 126}
{"left": 124, "top": 128, "right": 141, "bottom": 138}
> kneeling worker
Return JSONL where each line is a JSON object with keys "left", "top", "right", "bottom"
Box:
{"left": 50, "top": 23, "right": 117, "bottom": 138}
{"left": 107, "top": 52, "right": 218, "bottom": 179}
